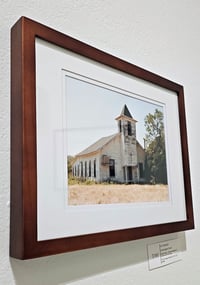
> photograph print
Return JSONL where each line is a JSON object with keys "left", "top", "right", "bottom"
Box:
{"left": 65, "top": 75, "right": 169, "bottom": 206}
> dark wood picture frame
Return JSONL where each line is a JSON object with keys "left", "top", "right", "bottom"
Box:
{"left": 10, "top": 16, "right": 194, "bottom": 259}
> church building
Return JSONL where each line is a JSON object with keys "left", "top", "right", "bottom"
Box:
{"left": 72, "top": 105, "right": 145, "bottom": 183}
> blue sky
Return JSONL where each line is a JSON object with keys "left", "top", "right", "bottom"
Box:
{"left": 65, "top": 76, "right": 163, "bottom": 156}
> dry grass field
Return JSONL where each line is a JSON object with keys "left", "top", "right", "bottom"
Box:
{"left": 68, "top": 184, "right": 168, "bottom": 205}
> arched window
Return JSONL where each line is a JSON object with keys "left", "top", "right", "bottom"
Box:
{"left": 89, "top": 160, "right": 91, "bottom": 177}
{"left": 109, "top": 159, "right": 115, "bottom": 177}
{"left": 94, "top": 159, "right": 96, "bottom": 177}
{"left": 85, "top": 161, "right": 87, "bottom": 177}
{"left": 80, "top": 161, "right": 83, "bottom": 177}
{"left": 118, "top": 120, "right": 122, "bottom": 132}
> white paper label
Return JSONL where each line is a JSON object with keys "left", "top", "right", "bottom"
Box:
{"left": 147, "top": 238, "right": 181, "bottom": 270}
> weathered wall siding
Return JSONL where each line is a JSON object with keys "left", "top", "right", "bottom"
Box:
{"left": 137, "top": 143, "right": 145, "bottom": 164}
{"left": 100, "top": 134, "right": 123, "bottom": 181}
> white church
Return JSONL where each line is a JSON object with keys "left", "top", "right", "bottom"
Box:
{"left": 72, "top": 104, "right": 145, "bottom": 183}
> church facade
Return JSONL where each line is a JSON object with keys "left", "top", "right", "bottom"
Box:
{"left": 72, "top": 105, "right": 145, "bottom": 183}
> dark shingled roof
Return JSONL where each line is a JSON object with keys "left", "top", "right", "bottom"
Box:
{"left": 121, "top": 104, "right": 133, "bottom": 118}
{"left": 76, "top": 133, "right": 118, "bottom": 156}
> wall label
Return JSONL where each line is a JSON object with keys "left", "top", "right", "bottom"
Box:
{"left": 147, "top": 238, "right": 181, "bottom": 270}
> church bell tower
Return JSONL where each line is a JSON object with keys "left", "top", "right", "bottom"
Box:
{"left": 115, "top": 104, "right": 138, "bottom": 182}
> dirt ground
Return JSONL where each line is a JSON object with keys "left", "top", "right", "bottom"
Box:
{"left": 68, "top": 184, "right": 168, "bottom": 205}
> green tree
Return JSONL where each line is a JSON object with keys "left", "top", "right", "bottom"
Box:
{"left": 144, "top": 109, "right": 167, "bottom": 184}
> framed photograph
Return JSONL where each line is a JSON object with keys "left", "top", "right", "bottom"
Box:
{"left": 10, "top": 16, "right": 194, "bottom": 259}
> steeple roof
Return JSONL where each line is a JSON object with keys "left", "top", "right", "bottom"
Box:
{"left": 115, "top": 104, "right": 137, "bottom": 122}
{"left": 120, "top": 104, "right": 133, "bottom": 118}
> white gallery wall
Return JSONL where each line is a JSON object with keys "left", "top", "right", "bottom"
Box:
{"left": 1, "top": 1, "right": 200, "bottom": 284}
